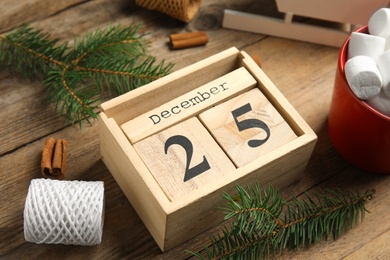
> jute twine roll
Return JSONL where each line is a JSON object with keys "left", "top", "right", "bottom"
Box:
{"left": 24, "top": 179, "right": 105, "bottom": 246}
{"left": 135, "top": 0, "right": 202, "bottom": 22}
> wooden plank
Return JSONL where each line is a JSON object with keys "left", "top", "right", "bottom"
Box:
{"left": 121, "top": 67, "right": 257, "bottom": 143}
{"left": 0, "top": 72, "right": 68, "bottom": 155}
{"left": 344, "top": 229, "right": 390, "bottom": 260}
{"left": 0, "top": 0, "right": 89, "bottom": 33}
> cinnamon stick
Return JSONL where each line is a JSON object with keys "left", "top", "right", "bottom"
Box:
{"left": 41, "top": 137, "right": 56, "bottom": 177}
{"left": 169, "top": 31, "right": 208, "bottom": 49}
{"left": 41, "top": 138, "right": 67, "bottom": 179}
{"left": 52, "top": 139, "right": 67, "bottom": 178}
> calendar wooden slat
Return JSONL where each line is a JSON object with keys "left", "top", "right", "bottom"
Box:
{"left": 121, "top": 67, "right": 257, "bottom": 143}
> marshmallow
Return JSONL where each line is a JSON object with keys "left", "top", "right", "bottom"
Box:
{"left": 366, "top": 89, "right": 390, "bottom": 117}
{"left": 376, "top": 50, "right": 390, "bottom": 98}
{"left": 368, "top": 8, "right": 390, "bottom": 38}
{"left": 345, "top": 55, "right": 382, "bottom": 100}
{"left": 348, "top": 32, "right": 385, "bottom": 61}
{"left": 385, "top": 35, "right": 390, "bottom": 51}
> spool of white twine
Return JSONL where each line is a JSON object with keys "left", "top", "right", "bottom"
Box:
{"left": 24, "top": 179, "right": 105, "bottom": 246}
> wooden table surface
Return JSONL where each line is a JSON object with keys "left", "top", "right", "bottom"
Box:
{"left": 1, "top": 0, "right": 389, "bottom": 259}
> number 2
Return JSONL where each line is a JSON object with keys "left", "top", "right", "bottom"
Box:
{"left": 164, "top": 135, "right": 211, "bottom": 182}
{"left": 231, "top": 103, "right": 271, "bottom": 147}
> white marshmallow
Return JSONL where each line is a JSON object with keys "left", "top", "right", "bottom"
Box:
{"left": 345, "top": 55, "right": 383, "bottom": 100}
{"left": 366, "top": 89, "right": 390, "bottom": 117}
{"left": 348, "top": 32, "right": 385, "bottom": 61}
{"left": 376, "top": 50, "right": 390, "bottom": 98}
{"left": 384, "top": 35, "right": 390, "bottom": 51}
{"left": 368, "top": 8, "right": 390, "bottom": 38}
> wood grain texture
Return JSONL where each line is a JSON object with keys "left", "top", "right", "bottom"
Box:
{"left": 134, "top": 117, "right": 236, "bottom": 201}
{"left": 199, "top": 88, "right": 297, "bottom": 167}
{"left": 1, "top": 0, "right": 389, "bottom": 259}
{"left": 0, "top": 0, "right": 90, "bottom": 33}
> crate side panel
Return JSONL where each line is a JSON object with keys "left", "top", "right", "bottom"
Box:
{"left": 99, "top": 112, "right": 168, "bottom": 251}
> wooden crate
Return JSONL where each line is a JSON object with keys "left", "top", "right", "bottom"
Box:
{"left": 98, "top": 47, "right": 317, "bottom": 251}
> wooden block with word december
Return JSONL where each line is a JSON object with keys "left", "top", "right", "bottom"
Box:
{"left": 133, "top": 116, "right": 236, "bottom": 201}
{"left": 121, "top": 67, "right": 256, "bottom": 144}
{"left": 198, "top": 88, "right": 298, "bottom": 167}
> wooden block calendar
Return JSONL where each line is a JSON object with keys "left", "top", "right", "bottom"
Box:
{"left": 99, "top": 47, "right": 317, "bottom": 251}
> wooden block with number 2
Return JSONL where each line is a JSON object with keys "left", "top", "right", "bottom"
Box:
{"left": 133, "top": 117, "right": 236, "bottom": 201}
{"left": 198, "top": 88, "right": 298, "bottom": 167}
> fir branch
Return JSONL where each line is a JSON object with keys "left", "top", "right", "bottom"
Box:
{"left": 80, "top": 54, "right": 174, "bottom": 95}
{"left": 189, "top": 184, "right": 375, "bottom": 260}
{"left": 0, "top": 23, "right": 174, "bottom": 126}
{"left": 0, "top": 24, "right": 67, "bottom": 78}
{"left": 222, "top": 183, "right": 284, "bottom": 235}
{"left": 66, "top": 23, "right": 146, "bottom": 65}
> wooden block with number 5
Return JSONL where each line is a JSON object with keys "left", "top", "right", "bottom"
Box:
{"left": 198, "top": 88, "right": 298, "bottom": 167}
{"left": 133, "top": 116, "right": 236, "bottom": 201}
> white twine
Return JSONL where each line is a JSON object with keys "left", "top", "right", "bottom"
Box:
{"left": 24, "top": 179, "right": 105, "bottom": 246}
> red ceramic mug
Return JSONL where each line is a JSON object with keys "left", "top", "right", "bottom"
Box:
{"left": 328, "top": 25, "right": 390, "bottom": 174}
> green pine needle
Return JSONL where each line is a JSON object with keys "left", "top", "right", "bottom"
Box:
{"left": 0, "top": 23, "right": 174, "bottom": 126}
{"left": 188, "top": 183, "right": 375, "bottom": 260}
{"left": 0, "top": 24, "right": 68, "bottom": 78}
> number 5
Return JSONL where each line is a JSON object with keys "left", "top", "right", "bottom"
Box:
{"left": 231, "top": 103, "right": 271, "bottom": 147}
